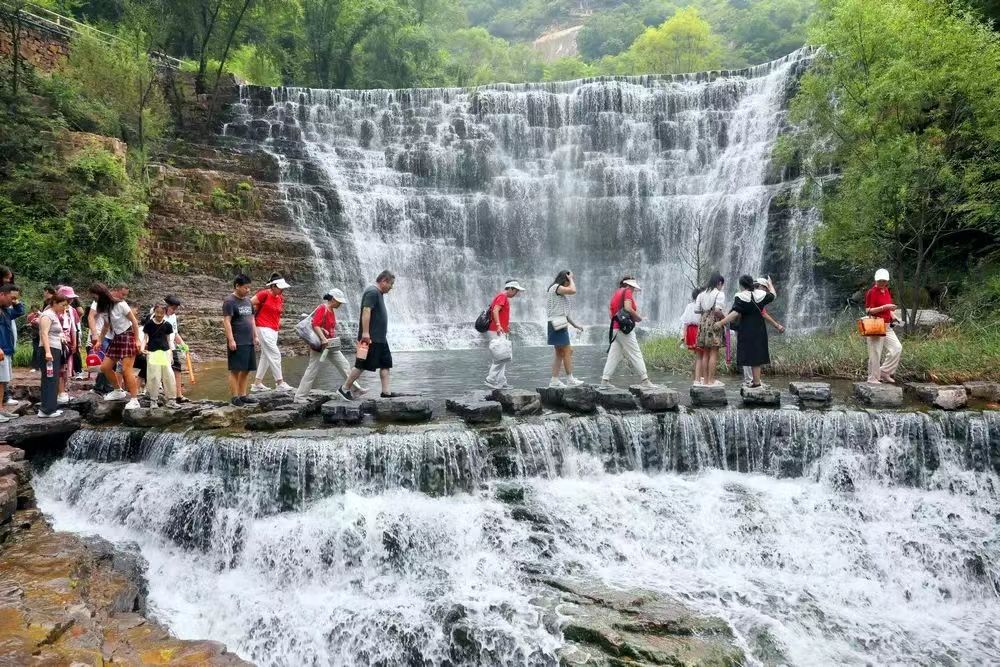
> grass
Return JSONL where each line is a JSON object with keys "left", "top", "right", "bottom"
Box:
{"left": 642, "top": 322, "right": 1000, "bottom": 384}
{"left": 12, "top": 340, "right": 35, "bottom": 368}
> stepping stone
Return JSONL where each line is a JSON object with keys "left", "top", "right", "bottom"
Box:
{"left": 490, "top": 388, "right": 542, "bottom": 416}
{"left": 690, "top": 384, "right": 727, "bottom": 407}
{"left": 0, "top": 410, "right": 81, "bottom": 446}
{"left": 963, "top": 381, "right": 1000, "bottom": 402}
{"left": 248, "top": 390, "right": 296, "bottom": 412}
{"left": 740, "top": 385, "right": 781, "bottom": 407}
{"left": 245, "top": 410, "right": 301, "bottom": 431}
{"left": 87, "top": 398, "right": 128, "bottom": 424}
{"left": 321, "top": 400, "right": 364, "bottom": 425}
{"left": 122, "top": 407, "right": 190, "bottom": 428}
{"left": 788, "top": 382, "right": 832, "bottom": 408}
{"left": 905, "top": 383, "right": 967, "bottom": 410}
{"left": 445, "top": 396, "right": 502, "bottom": 425}
{"left": 853, "top": 382, "right": 903, "bottom": 408}
{"left": 193, "top": 405, "right": 256, "bottom": 430}
{"left": 594, "top": 386, "right": 638, "bottom": 410}
{"left": 628, "top": 385, "right": 677, "bottom": 412}
{"left": 536, "top": 385, "right": 598, "bottom": 413}
{"left": 372, "top": 397, "right": 432, "bottom": 424}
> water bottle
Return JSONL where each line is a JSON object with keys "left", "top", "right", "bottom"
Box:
{"left": 46, "top": 360, "right": 54, "bottom": 378}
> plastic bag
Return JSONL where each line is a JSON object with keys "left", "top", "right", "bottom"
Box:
{"left": 489, "top": 336, "right": 512, "bottom": 362}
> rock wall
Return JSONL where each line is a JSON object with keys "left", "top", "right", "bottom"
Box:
{"left": 0, "top": 21, "right": 69, "bottom": 72}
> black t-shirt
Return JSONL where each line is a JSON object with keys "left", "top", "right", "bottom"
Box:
{"left": 223, "top": 294, "right": 255, "bottom": 346}
{"left": 358, "top": 285, "right": 388, "bottom": 343}
{"left": 143, "top": 319, "right": 174, "bottom": 352}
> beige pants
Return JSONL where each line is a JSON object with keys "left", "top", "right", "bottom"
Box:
{"left": 147, "top": 360, "right": 176, "bottom": 402}
{"left": 295, "top": 346, "right": 361, "bottom": 400}
{"left": 866, "top": 328, "right": 902, "bottom": 383}
{"left": 255, "top": 327, "right": 283, "bottom": 382}
{"left": 602, "top": 330, "right": 648, "bottom": 381}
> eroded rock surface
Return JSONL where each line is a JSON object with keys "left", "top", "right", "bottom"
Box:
{"left": 788, "top": 382, "right": 832, "bottom": 408}
{"left": 740, "top": 385, "right": 781, "bottom": 407}
{"left": 490, "top": 388, "right": 543, "bottom": 416}
{"left": 905, "top": 383, "right": 968, "bottom": 410}
{"left": 538, "top": 385, "right": 598, "bottom": 413}
{"left": 446, "top": 396, "right": 503, "bottom": 425}
{"left": 853, "top": 382, "right": 903, "bottom": 408}
{"left": 690, "top": 385, "right": 727, "bottom": 407}
{"left": 0, "top": 410, "right": 81, "bottom": 445}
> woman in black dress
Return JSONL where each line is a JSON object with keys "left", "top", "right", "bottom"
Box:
{"left": 714, "top": 275, "right": 776, "bottom": 387}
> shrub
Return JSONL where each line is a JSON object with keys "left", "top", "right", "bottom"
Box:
{"left": 69, "top": 147, "right": 126, "bottom": 192}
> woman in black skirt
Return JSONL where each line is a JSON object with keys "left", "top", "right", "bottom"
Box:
{"left": 714, "top": 275, "right": 776, "bottom": 387}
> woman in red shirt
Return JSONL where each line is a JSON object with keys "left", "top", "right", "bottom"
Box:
{"left": 251, "top": 274, "right": 293, "bottom": 392}
{"left": 864, "top": 268, "right": 902, "bottom": 383}
{"left": 294, "top": 290, "right": 367, "bottom": 402}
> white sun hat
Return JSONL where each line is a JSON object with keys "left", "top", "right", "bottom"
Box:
{"left": 268, "top": 278, "right": 291, "bottom": 289}
{"left": 328, "top": 288, "right": 347, "bottom": 304}
{"left": 622, "top": 278, "right": 641, "bottom": 290}
{"left": 504, "top": 280, "right": 527, "bottom": 292}
{"left": 874, "top": 269, "right": 890, "bottom": 282}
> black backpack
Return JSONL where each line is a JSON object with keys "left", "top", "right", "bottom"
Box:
{"left": 474, "top": 307, "right": 491, "bottom": 333}
{"left": 611, "top": 288, "right": 636, "bottom": 335}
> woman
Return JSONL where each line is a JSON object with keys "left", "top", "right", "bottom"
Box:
{"left": 0, "top": 266, "right": 18, "bottom": 407}
{"left": 141, "top": 301, "right": 177, "bottom": 408}
{"left": 251, "top": 273, "right": 294, "bottom": 393}
{"left": 54, "top": 286, "right": 81, "bottom": 405}
{"left": 37, "top": 293, "right": 70, "bottom": 418}
{"left": 714, "top": 275, "right": 776, "bottom": 388}
{"left": 95, "top": 283, "right": 142, "bottom": 410}
{"left": 546, "top": 270, "right": 585, "bottom": 388}
{"left": 294, "top": 290, "right": 367, "bottom": 402}
{"left": 87, "top": 283, "right": 115, "bottom": 395}
{"left": 694, "top": 272, "right": 726, "bottom": 387}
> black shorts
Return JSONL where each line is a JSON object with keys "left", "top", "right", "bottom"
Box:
{"left": 171, "top": 350, "right": 183, "bottom": 372}
{"left": 355, "top": 341, "right": 392, "bottom": 371}
{"left": 228, "top": 344, "right": 258, "bottom": 372}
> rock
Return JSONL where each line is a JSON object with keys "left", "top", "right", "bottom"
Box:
{"left": 628, "top": 385, "right": 678, "bottom": 412}
{"left": 122, "top": 407, "right": 190, "bottom": 428}
{"left": 490, "top": 388, "right": 542, "bottom": 416}
{"left": 249, "top": 389, "right": 297, "bottom": 412}
{"left": 588, "top": 386, "right": 637, "bottom": 410}
{"left": 0, "top": 475, "right": 17, "bottom": 525}
{"left": 740, "top": 385, "right": 781, "bottom": 407}
{"left": 911, "top": 309, "right": 955, "bottom": 329}
{"left": 321, "top": 400, "right": 365, "bottom": 425}
{"left": 88, "top": 398, "right": 127, "bottom": 424}
{"left": 905, "top": 383, "right": 968, "bottom": 410}
{"left": 245, "top": 410, "right": 300, "bottom": 431}
{"left": 494, "top": 482, "right": 526, "bottom": 504}
{"left": 964, "top": 381, "right": 1000, "bottom": 402}
{"left": 690, "top": 384, "right": 727, "bottom": 407}
{"left": 373, "top": 397, "right": 433, "bottom": 424}
{"left": 66, "top": 392, "right": 100, "bottom": 417}
{"left": 0, "top": 410, "right": 81, "bottom": 445}
{"left": 445, "top": 396, "right": 502, "bottom": 425}
{"left": 537, "top": 385, "right": 598, "bottom": 413}
{"left": 853, "top": 382, "right": 903, "bottom": 408}
{"left": 788, "top": 382, "right": 832, "bottom": 408}
{"left": 192, "top": 405, "right": 256, "bottom": 430}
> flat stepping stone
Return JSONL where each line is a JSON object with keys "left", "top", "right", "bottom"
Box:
{"left": 963, "top": 381, "right": 1000, "bottom": 402}
{"left": 321, "top": 400, "right": 364, "bottom": 425}
{"left": 853, "top": 382, "right": 903, "bottom": 408}
{"left": 788, "top": 382, "right": 832, "bottom": 408}
{"left": 193, "top": 405, "right": 256, "bottom": 430}
{"left": 740, "top": 385, "right": 781, "bottom": 407}
{"left": 905, "top": 383, "right": 967, "bottom": 410}
{"left": 445, "top": 396, "right": 502, "bottom": 425}
{"left": 628, "top": 385, "right": 677, "bottom": 412}
{"left": 490, "top": 388, "right": 542, "bottom": 416}
{"left": 372, "top": 397, "right": 432, "bottom": 424}
{"left": 536, "top": 385, "right": 598, "bottom": 413}
{"left": 122, "top": 407, "right": 191, "bottom": 428}
{"left": 593, "top": 386, "right": 638, "bottom": 410}
{"left": 0, "top": 410, "right": 81, "bottom": 445}
{"left": 245, "top": 410, "right": 304, "bottom": 431}
{"left": 690, "top": 384, "right": 727, "bottom": 407}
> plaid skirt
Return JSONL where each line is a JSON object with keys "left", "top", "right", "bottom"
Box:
{"left": 107, "top": 330, "right": 138, "bottom": 359}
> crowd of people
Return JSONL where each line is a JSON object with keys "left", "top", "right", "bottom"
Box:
{"left": 0, "top": 263, "right": 906, "bottom": 417}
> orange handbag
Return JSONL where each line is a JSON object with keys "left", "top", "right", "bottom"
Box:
{"left": 857, "top": 316, "right": 887, "bottom": 337}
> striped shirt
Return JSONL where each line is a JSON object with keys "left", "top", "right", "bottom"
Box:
{"left": 546, "top": 284, "right": 571, "bottom": 319}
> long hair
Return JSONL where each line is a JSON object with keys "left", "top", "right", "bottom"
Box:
{"left": 88, "top": 282, "right": 114, "bottom": 313}
{"left": 550, "top": 270, "right": 571, "bottom": 290}
{"left": 702, "top": 271, "right": 724, "bottom": 293}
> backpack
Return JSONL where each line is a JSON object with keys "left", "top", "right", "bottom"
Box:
{"left": 611, "top": 288, "right": 636, "bottom": 335}
{"left": 474, "top": 307, "right": 491, "bottom": 333}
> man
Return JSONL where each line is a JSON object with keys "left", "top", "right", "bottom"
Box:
{"left": 484, "top": 279, "right": 527, "bottom": 390}
{"left": 601, "top": 276, "right": 654, "bottom": 388}
{"left": 0, "top": 284, "right": 25, "bottom": 422}
{"left": 251, "top": 275, "right": 294, "bottom": 393}
{"left": 223, "top": 274, "right": 260, "bottom": 406}
{"left": 338, "top": 270, "right": 396, "bottom": 400}
{"left": 864, "top": 268, "right": 902, "bottom": 384}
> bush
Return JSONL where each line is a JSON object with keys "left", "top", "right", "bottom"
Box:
{"left": 69, "top": 147, "right": 126, "bottom": 192}
{"left": 12, "top": 341, "right": 35, "bottom": 369}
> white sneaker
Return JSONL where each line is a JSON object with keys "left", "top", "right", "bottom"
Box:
{"left": 104, "top": 389, "right": 128, "bottom": 401}
{"left": 564, "top": 376, "right": 585, "bottom": 387}
{"left": 711, "top": 380, "right": 725, "bottom": 388}
{"left": 5, "top": 398, "right": 19, "bottom": 406}
{"left": 57, "top": 393, "right": 70, "bottom": 404}
{"left": 73, "top": 372, "right": 87, "bottom": 380}
{"left": 548, "top": 378, "right": 566, "bottom": 388}
{"left": 639, "top": 379, "right": 656, "bottom": 389}
{"left": 165, "top": 400, "right": 179, "bottom": 409}
{"left": 275, "top": 382, "right": 295, "bottom": 392}
{"left": 124, "top": 398, "right": 141, "bottom": 410}
{"left": 38, "top": 410, "right": 63, "bottom": 419}
{"left": 599, "top": 381, "right": 615, "bottom": 389}
{"left": 0, "top": 415, "right": 9, "bottom": 423}
{"left": 484, "top": 380, "right": 501, "bottom": 390}
{"left": 250, "top": 383, "right": 269, "bottom": 393}
{"left": 353, "top": 386, "right": 369, "bottom": 396}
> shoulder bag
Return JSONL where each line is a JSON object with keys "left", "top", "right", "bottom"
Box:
{"left": 295, "top": 306, "right": 324, "bottom": 351}
{"left": 548, "top": 286, "right": 569, "bottom": 331}
{"left": 612, "top": 288, "right": 636, "bottom": 335}
{"left": 857, "top": 316, "right": 886, "bottom": 337}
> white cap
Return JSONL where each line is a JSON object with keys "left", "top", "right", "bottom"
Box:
{"left": 874, "top": 269, "right": 890, "bottom": 282}
{"left": 622, "top": 279, "right": 641, "bottom": 290}
{"left": 504, "top": 280, "right": 527, "bottom": 292}
{"left": 268, "top": 278, "right": 291, "bottom": 290}
{"left": 328, "top": 288, "right": 347, "bottom": 304}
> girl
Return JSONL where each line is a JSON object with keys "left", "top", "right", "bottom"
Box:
{"left": 142, "top": 302, "right": 177, "bottom": 408}
{"left": 37, "top": 293, "right": 70, "bottom": 418}
{"left": 678, "top": 288, "right": 701, "bottom": 382}
{"left": 294, "top": 290, "right": 367, "bottom": 402}
{"left": 96, "top": 284, "right": 142, "bottom": 410}
{"left": 694, "top": 272, "right": 726, "bottom": 387}
{"left": 546, "top": 270, "right": 585, "bottom": 388}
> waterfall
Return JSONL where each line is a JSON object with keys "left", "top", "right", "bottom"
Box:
{"left": 223, "top": 49, "right": 823, "bottom": 348}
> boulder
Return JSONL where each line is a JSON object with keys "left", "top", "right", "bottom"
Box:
{"left": 0, "top": 410, "right": 81, "bottom": 445}
{"left": 628, "top": 385, "right": 679, "bottom": 412}
{"left": 853, "top": 382, "right": 903, "bottom": 408}
{"left": 788, "top": 382, "right": 832, "bottom": 408}
{"left": 87, "top": 399, "right": 127, "bottom": 424}
{"left": 690, "top": 384, "right": 727, "bottom": 407}
{"left": 591, "top": 385, "right": 638, "bottom": 410}
{"left": 372, "top": 397, "right": 433, "bottom": 424}
{"left": 248, "top": 390, "right": 297, "bottom": 412}
{"left": 66, "top": 392, "right": 100, "bottom": 418}
{"left": 245, "top": 410, "right": 300, "bottom": 431}
{"left": 321, "top": 400, "right": 364, "bottom": 425}
{"left": 537, "top": 385, "right": 598, "bottom": 413}
{"left": 964, "top": 381, "right": 1000, "bottom": 402}
{"left": 0, "top": 474, "right": 17, "bottom": 525}
{"left": 122, "top": 407, "right": 190, "bottom": 428}
{"left": 740, "top": 385, "right": 781, "bottom": 407}
{"left": 490, "top": 388, "right": 542, "bottom": 416}
{"left": 192, "top": 405, "right": 256, "bottom": 430}
{"left": 445, "top": 397, "right": 502, "bottom": 425}
{"left": 905, "top": 383, "right": 968, "bottom": 410}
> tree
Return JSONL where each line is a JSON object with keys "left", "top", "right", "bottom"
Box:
{"left": 301, "top": 0, "right": 397, "bottom": 88}
{"left": 626, "top": 7, "right": 724, "bottom": 74}
{"left": 1, "top": 0, "right": 60, "bottom": 101}
{"left": 577, "top": 9, "right": 645, "bottom": 60}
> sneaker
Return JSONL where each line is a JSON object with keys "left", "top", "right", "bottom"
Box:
{"left": 57, "top": 393, "right": 70, "bottom": 404}
{"left": 275, "top": 382, "right": 295, "bottom": 392}
{"left": 4, "top": 397, "right": 19, "bottom": 406}
{"left": 639, "top": 379, "right": 656, "bottom": 389}
{"left": 353, "top": 386, "right": 369, "bottom": 396}
{"left": 484, "top": 380, "right": 501, "bottom": 390}
{"left": 230, "top": 396, "right": 245, "bottom": 407}
{"left": 548, "top": 378, "right": 566, "bottom": 388}
{"left": 711, "top": 380, "right": 725, "bottom": 388}
{"left": 104, "top": 389, "right": 128, "bottom": 401}
{"left": 38, "top": 410, "right": 64, "bottom": 419}
{"left": 73, "top": 372, "right": 87, "bottom": 380}
{"left": 165, "top": 400, "right": 179, "bottom": 409}
{"left": 241, "top": 395, "right": 259, "bottom": 404}
{"left": 599, "top": 381, "right": 615, "bottom": 389}
{"left": 564, "top": 376, "right": 585, "bottom": 387}
{"left": 293, "top": 397, "right": 310, "bottom": 405}
{"left": 250, "top": 383, "right": 269, "bottom": 393}
{"left": 176, "top": 396, "right": 191, "bottom": 404}
{"left": 337, "top": 386, "right": 355, "bottom": 401}
{"left": 124, "top": 398, "right": 141, "bottom": 410}
{"left": 0, "top": 415, "right": 9, "bottom": 424}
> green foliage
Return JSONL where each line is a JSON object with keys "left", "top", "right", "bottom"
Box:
{"left": 578, "top": 9, "right": 646, "bottom": 60}
{"left": 227, "top": 43, "right": 283, "bottom": 86}
{"left": 543, "top": 57, "right": 593, "bottom": 81}
{"left": 626, "top": 7, "right": 724, "bottom": 74}
{"left": 68, "top": 147, "right": 127, "bottom": 192}
{"left": 12, "top": 341, "right": 35, "bottom": 368}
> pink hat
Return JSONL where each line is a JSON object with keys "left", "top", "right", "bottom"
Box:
{"left": 56, "top": 285, "right": 78, "bottom": 299}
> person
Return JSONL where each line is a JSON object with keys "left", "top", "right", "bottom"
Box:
{"left": 338, "top": 270, "right": 396, "bottom": 401}
{"left": 484, "top": 279, "right": 527, "bottom": 390}
{"left": 251, "top": 274, "right": 294, "bottom": 393}
{"left": 27, "top": 286, "right": 55, "bottom": 374}
{"left": 714, "top": 275, "right": 777, "bottom": 388}
{"left": 87, "top": 283, "right": 115, "bottom": 395}
{"left": 294, "top": 290, "right": 367, "bottom": 403}
{"left": 223, "top": 274, "right": 260, "bottom": 407}
{"left": 97, "top": 283, "right": 142, "bottom": 409}
{"left": 864, "top": 268, "right": 902, "bottom": 384}
{"left": 678, "top": 288, "right": 701, "bottom": 382}
{"left": 132, "top": 304, "right": 148, "bottom": 395}
{"left": 37, "top": 293, "right": 69, "bottom": 419}
{"left": 735, "top": 279, "right": 785, "bottom": 386}
{"left": 54, "top": 286, "right": 81, "bottom": 405}
{"left": 600, "top": 276, "right": 654, "bottom": 389}
{"left": 163, "top": 296, "right": 190, "bottom": 403}
{"left": 546, "top": 271, "right": 585, "bottom": 388}
{"left": 0, "top": 284, "right": 25, "bottom": 422}
{"left": 694, "top": 272, "right": 726, "bottom": 387}
{"left": 0, "top": 267, "right": 19, "bottom": 408}
{"left": 142, "top": 301, "right": 177, "bottom": 408}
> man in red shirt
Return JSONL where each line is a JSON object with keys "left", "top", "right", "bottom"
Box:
{"left": 484, "top": 279, "right": 526, "bottom": 390}
{"left": 864, "top": 268, "right": 902, "bottom": 384}
{"left": 251, "top": 275, "right": 294, "bottom": 392}
{"left": 601, "top": 276, "right": 654, "bottom": 388}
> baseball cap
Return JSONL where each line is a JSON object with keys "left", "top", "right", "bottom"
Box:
{"left": 874, "top": 269, "right": 890, "bottom": 282}
{"left": 56, "top": 285, "right": 78, "bottom": 299}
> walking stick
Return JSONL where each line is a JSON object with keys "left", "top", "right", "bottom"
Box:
{"left": 184, "top": 346, "right": 196, "bottom": 384}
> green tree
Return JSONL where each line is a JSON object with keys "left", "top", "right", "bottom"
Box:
{"left": 626, "top": 7, "right": 724, "bottom": 74}
{"left": 577, "top": 8, "right": 645, "bottom": 60}
{"left": 543, "top": 56, "right": 593, "bottom": 81}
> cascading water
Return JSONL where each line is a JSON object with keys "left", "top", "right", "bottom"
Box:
{"left": 223, "top": 49, "right": 825, "bottom": 348}
{"left": 36, "top": 409, "right": 1000, "bottom": 664}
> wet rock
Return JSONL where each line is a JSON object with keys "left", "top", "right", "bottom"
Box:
{"left": 590, "top": 386, "right": 637, "bottom": 410}
{"left": 0, "top": 475, "right": 16, "bottom": 525}
{"left": 964, "top": 381, "right": 1000, "bottom": 402}
{"left": 853, "top": 382, "right": 903, "bottom": 408}
{"left": 537, "top": 385, "right": 598, "bottom": 413}
{"left": 321, "top": 400, "right": 364, "bottom": 425}
{"left": 690, "top": 384, "right": 727, "bottom": 407}
{"left": 788, "top": 381, "right": 832, "bottom": 408}
{"left": 0, "top": 410, "right": 81, "bottom": 445}
{"left": 490, "top": 388, "right": 542, "bottom": 416}
{"left": 373, "top": 397, "right": 433, "bottom": 424}
{"left": 245, "top": 410, "right": 301, "bottom": 431}
{"left": 88, "top": 398, "right": 127, "bottom": 424}
{"left": 741, "top": 385, "right": 781, "bottom": 407}
{"left": 905, "top": 383, "right": 968, "bottom": 410}
{"left": 122, "top": 407, "right": 190, "bottom": 428}
{"left": 494, "top": 482, "right": 526, "bottom": 504}
{"left": 192, "top": 405, "right": 256, "bottom": 430}
{"left": 67, "top": 391, "right": 100, "bottom": 417}
{"left": 445, "top": 396, "right": 502, "bottom": 425}
{"left": 628, "top": 385, "right": 678, "bottom": 412}
{"left": 250, "top": 389, "right": 297, "bottom": 412}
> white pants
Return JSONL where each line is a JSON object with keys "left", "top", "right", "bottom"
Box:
{"left": 147, "top": 361, "right": 176, "bottom": 402}
{"left": 602, "top": 330, "right": 648, "bottom": 381}
{"left": 295, "top": 347, "right": 360, "bottom": 400}
{"left": 255, "top": 327, "right": 284, "bottom": 382}
{"left": 742, "top": 366, "right": 753, "bottom": 383}
{"left": 486, "top": 331, "right": 509, "bottom": 387}
{"left": 866, "top": 328, "right": 902, "bottom": 382}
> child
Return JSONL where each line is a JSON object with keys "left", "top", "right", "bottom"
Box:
{"left": 141, "top": 302, "right": 177, "bottom": 408}
{"left": 678, "top": 288, "right": 701, "bottom": 381}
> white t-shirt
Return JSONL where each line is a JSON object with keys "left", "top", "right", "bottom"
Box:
{"left": 696, "top": 288, "right": 725, "bottom": 314}
{"left": 679, "top": 301, "right": 700, "bottom": 327}
{"left": 109, "top": 301, "right": 133, "bottom": 335}
{"left": 90, "top": 301, "right": 112, "bottom": 341}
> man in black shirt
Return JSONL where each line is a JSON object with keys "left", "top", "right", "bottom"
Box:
{"left": 339, "top": 270, "right": 396, "bottom": 400}
{"left": 223, "top": 274, "right": 260, "bottom": 407}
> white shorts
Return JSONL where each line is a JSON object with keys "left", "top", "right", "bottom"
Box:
{"left": 0, "top": 357, "right": 11, "bottom": 383}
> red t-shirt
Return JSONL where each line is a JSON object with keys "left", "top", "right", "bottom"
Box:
{"left": 310, "top": 305, "right": 336, "bottom": 338}
{"left": 609, "top": 288, "right": 636, "bottom": 330}
{"left": 488, "top": 292, "right": 510, "bottom": 332}
{"left": 254, "top": 290, "right": 284, "bottom": 330}
{"left": 864, "top": 285, "right": 894, "bottom": 323}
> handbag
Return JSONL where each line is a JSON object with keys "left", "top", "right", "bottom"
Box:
{"left": 295, "top": 306, "right": 324, "bottom": 350}
{"left": 857, "top": 316, "right": 887, "bottom": 337}
{"left": 489, "top": 335, "right": 512, "bottom": 362}
{"left": 474, "top": 307, "right": 491, "bottom": 333}
{"left": 550, "top": 315, "right": 569, "bottom": 331}
{"left": 612, "top": 288, "right": 636, "bottom": 335}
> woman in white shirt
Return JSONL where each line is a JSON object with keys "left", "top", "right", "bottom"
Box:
{"left": 694, "top": 272, "right": 726, "bottom": 387}
{"left": 545, "top": 270, "right": 585, "bottom": 387}
{"left": 94, "top": 284, "right": 142, "bottom": 410}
